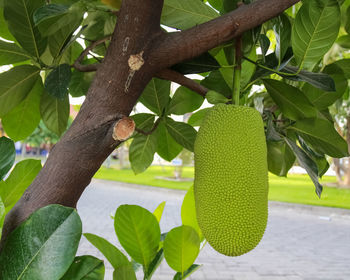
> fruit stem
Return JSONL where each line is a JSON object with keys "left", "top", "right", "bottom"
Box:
{"left": 232, "top": 35, "right": 242, "bottom": 105}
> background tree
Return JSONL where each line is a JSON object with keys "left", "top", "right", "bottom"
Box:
{"left": 0, "top": 0, "right": 350, "bottom": 272}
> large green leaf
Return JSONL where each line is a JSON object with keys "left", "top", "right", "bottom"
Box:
{"left": 129, "top": 133, "right": 158, "bottom": 174}
{"left": 33, "top": 3, "right": 69, "bottom": 25}
{"left": 0, "top": 196, "right": 4, "bottom": 229}
{"left": 0, "top": 204, "right": 82, "bottom": 280}
{"left": 188, "top": 108, "right": 211, "bottom": 127}
{"left": 0, "top": 7, "right": 15, "bottom": 41}
{"left": 0, "top": 65, "right": 40, "bottom": 117}
{"left": 84, "top": 233, "right": 130, "bottom": 266}
{"left": 0, "top": 159, "right": 42, "bottom": 209}
{"left": 273, "top": 13, "right": 291, "bottom": 63}
{"left": 48, "top": 13, "right": 82, "bottom": 59}
{"left": 131, "top": 113, "right": 155, "bottom": 130}
{"left": 2, "top": 78, "right": 43, "bottom": 141}
{"left": 139, "top": 78, "right": 170, "bottom": 115}
{"left": 168, "top": 86, "right": 204, "bottom": 115}
{"left": 206, "top": 90, "right": 230, "bottom": 104}
{"left": 181, "top": 186, "right": 203, "bottom": 241}
{"left": 302, "top": 64, "right": 347, "bottom": 109}
{"left": 0, "top": 137, "right": 15, "bottom": 181}
{"left": 267, "top": 141, "right": 295, "bottom": 177}
{"left": 113, "top": 265, "right": 137, "bottom": 280}
{"left": 145, "top": 248, "right": 164, "bottom": 279}
{"left": 0, "top": 41, "right": 31, "bottom": 66}
{"left": 161, "top": 0, "right": 219, "bottom": 30}
{"left": 69, "top": 70, "right": 95, "bottom": 97}
{"left": 165, "top": 118, "right": 197, "bottom": 152}
{"left": 171, "top": 53, "right": 220, "bottom": 74}
{"left": 292, "top": 0, "right": 340, "bottom": 69}
{"left": 156, "top": 121, "right": 183, "bottom": 161}
{"left": 4, "top": 0, "right": 47, "bottom": 58}
{"left": 289, "top": 118, "right": 348, "bottom": 158}
{"left": 114, "top": 205, "right": 161, "bottom": 269}
{"left": 45, "top": 64, "right": 72, "bottom": 99}
{"left": 284, "top": 137, "right": 323, "bottom": 196}
{"left": 337, "top": 34, "right": 350, "bottom": 48}
{"left": 263, "top": 79, "right": 318, "bottom": 120}
{"left": 40, "top": 90, "right": 70, "bottom": 136}
{"left": 201, "top": 70, "right": 231, "bottom": 98}
{"left": 164, "top": 225, "right": 200, "bottom": 273}
{"left": 60, "top": 255, "right": 105, "bottom": 280}
{"left": 334, "top": 59, "right": 350, "bottom": 79}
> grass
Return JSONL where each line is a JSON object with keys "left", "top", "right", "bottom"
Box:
{"left": 94, "top": 165, "right": 350, "bottom": 209}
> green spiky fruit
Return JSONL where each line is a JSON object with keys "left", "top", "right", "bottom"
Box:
{"left": 194, "top": 104, "right": 268, "bottom": 256}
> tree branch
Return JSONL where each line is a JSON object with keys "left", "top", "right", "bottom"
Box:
{"left": 72, "top": 35, "right": 111, "bottom": 72}
{"left": 155, "top": 69, "right": 208, "bottom": 97}
{"left": 151, "top": 0, "right": 300, "bottom": 69}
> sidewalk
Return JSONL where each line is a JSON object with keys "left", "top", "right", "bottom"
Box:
{"left": 77, "top": 179, "right": 350, "bottom": 280}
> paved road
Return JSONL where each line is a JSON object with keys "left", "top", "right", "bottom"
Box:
{"left": 77, "top": 179, "right": 350, "bottom": 280}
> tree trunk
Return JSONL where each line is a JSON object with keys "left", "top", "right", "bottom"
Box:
{"left": 342, "top": 116, "right": 350, "bottom": 187}
{"left": 1, "top": 0, "right": 300, "bottom": 247}
{"left": 333, "top": 158, "right": 343, "bottom": 184}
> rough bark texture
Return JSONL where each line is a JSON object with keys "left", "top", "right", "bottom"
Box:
{"left": 1, "top": 0, "right": 300, "bottom": 246}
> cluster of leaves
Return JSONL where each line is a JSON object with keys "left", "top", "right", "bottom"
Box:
{"left": 128, "top": 0, "right": 350, "bottom": 198}
{"left": 0, "top": 184, "right": 203, "bottom": 280}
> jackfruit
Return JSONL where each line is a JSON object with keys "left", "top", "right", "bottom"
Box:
{"left": 194, "top": 104, "right": 268, "bottom": 256}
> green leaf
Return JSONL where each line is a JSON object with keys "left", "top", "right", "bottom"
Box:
{"left": 40, "top": 90, "right": 70, "bottom": 136}
{"left": 292, "top": 0, "right": 341, "bottom": 69}
{"left": 0, "top": 159, "right": 42, "bottom": 209}
{"left": 45, "top": 64, "right": 72, "bottom": 99}
{"left": 273, "top": 14, "right": 291, "bottom": 63}
{"left": 161, "top": 0, "right": 219, "bottom": 29}
{"left": 201, "top": 70, "right": 231, "bottom": 98}
{"left": 4, "top": 0, "right": 47, "bottom": 58}
{"left": 282, "top": 66, "right": 336, "bottom": 92}
{"left": 60, "top": 255, "right": 105, "bottom": 280}
{"left": 168, "top": 86, "right": 204, "bottom": 115}
{"left": 345, "top": 5, "right": 350, "bottom": 34}
{"left": 259, "top": 34, "right": 270, "bottom": 57}
{"left": 0, "top": 196, "right": 4, "bottom": 229}
{"left": 164, "top": 225, "right": 200, "bottom": 273}
{"left": 165, "top": 118, "right": 197, "bottom": 152}
{"left": 173, "top": 264, "right": 201, "bottom": 280}
{"left": 334, "top": 59, "right": 350, "bottom": 79}
{"left": 337, "top": 34, "right": 350, "bottom": 48}
{"left": 153, "top": 201, "right": 166, "bottom": 223}
{"left": 129, "top": 133, "right": 158, "bottom": 174}
{"left": 188, "top": 108, "right": 211, "bottom": 127}
{"left": 181, "top": 186, "right": 203, "bottom": 241}
{"left": 48, "top": 18, "right": 82, "bottom": 59}
{"left": 0, "top": 41, "right": 31, "bottom": 66}
{"left": 156, "top": 121, "right": 183, "bottom": 161}
{"left": 2, "top": 78, "right": 43, "bottom": 141}
{"left": 263, "top": 79, "right": 318, "bottom": 120}
{"left": 206, "top": 90, "right": 229, "bottom": 104}
{"left": 289, "top": 118, "right": 349, "bottom": 158}
{"left": 145, "top": 249, "right": 164, "bottom": 279}
{"left": 69, "top": 70, "right": 95, "bottom": 97}
{"left": 0, "top": 65, "right": 40, "bottom": 117}
{"left": 113, "top": 265, "right": 136, "bottom": 280}
{"left": 0, "top": 137, "right": 15, "bottom": 181}
{"left": 131, "top": 113, "right": 155, "bottom": 130}
{"left": 171, "top": 53, "right": 220, "bottom": 74}
{"left": 82, "top": 11, "right": 115, "bottom": 41}
{"left": 0, "top": 204, "right": 82, "bottom": 280}
{"left": 139, "top": 78, "right": 170, "bottom": 115}
{"left": 0, "top": 7, "right": 15, "bottom": 41}
{"left": 33, "top": 3, "right": 69, "bottom": 25}
{"left": 302, "top": 64, "right": 347, "bottom": 109}
{"left": 284, "top": 137, "right": 323, "bottom": 197}
{"left": 84, "top": 233, "right": 129, "bottom": 269}
{"left": 267, "top": 141, "right": 295, "bottom": 177}
{"left": 114, "top": 205, "right": 161, "bottom": 269}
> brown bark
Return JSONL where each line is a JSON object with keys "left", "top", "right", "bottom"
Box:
{"left": 1, "top": 0, "right": 300, "bottom": 246}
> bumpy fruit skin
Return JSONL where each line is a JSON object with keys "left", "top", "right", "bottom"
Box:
{"left": 194, "top": 104, "right": 268, "bottom": 256}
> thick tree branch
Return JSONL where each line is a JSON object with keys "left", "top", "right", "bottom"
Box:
{"left": 151, "top": 0, "right": 300, "bottom": 69}
{"left": 155, "top": 69, "right": 208, "bottom": 97}
{"left": 72, "top": 35, "right": 111, "bottom": 72}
